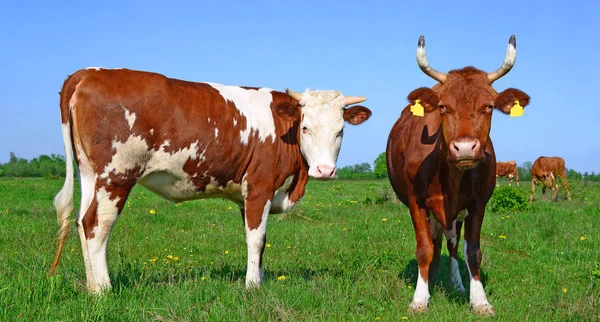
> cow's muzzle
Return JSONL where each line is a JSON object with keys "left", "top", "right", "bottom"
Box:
{"left": 448, "top": 137, "right": 483, "bottom": 169}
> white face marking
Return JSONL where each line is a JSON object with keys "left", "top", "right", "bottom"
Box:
{"left": 270, "top": 176, "right": 296, "bottom": 213}
{"left": 233, "top": 118, "right": 237, "bottom": 127}
{"left": 245, "top": 199, "right": 271, "bottom": 288}
{"left": 412, "top": 269, "right": 430, "bottom": 305}
{"left": 207, "top": 83, "right": 276, "bottom": 145}
{"left": 463, "top": 241, "right": 491, "bottom": 308}
{"left": 149, "top": 128, "right": 154, "bottom": 135}
{"left": 298, "top": 90, "right": 346, "bottom": 178}
{"left": 214, "top": 128, "right": 219, "bottom": 138}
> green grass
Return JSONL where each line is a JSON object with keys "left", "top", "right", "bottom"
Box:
{"left": 0, "top": 177, "right": 598, "bottom": 321}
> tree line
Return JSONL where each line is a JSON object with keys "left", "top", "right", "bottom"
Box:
{"left": 0, "top": 152, "right": 66, "bottom": 178}
{"left": 1, "top": 152, "right": 599, "bottom": 182}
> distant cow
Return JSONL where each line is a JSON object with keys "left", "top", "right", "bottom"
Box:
{"left": 386, "top": 35, "right": 530, "bottom": 315}
{"left": 50, "top": 68, "right": 372, "bottom": 293}
{"left": 496, "top": 160, "right": 519, "bottom": 186}
{"left": 529, "top": 156, "right": 571, "bottom": 202}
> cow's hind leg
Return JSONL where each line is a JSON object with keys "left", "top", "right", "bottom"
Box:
{"left": 428, "top": 217, "right": 443, "bottom": 289}
{"left": 78, "top": 179, "right": 132, "bottom": 294}
{"left": 529, "top": 179, "right": 536, "bottom": 202}
{"left": 445, "top": 216, "right": 465, "bottom": 295}
{"left": 463, "top": 205, "right": 494, "bottom": 315}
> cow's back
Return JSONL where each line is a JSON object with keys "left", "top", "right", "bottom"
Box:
{"left": 532, "top": 156, "right": 566, "bottom": 178}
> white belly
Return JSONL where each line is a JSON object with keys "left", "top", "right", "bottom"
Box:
{"left": 138, "top": 171, "right": 244, "bottom": 205}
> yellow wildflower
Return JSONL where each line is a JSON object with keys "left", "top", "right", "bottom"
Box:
{"left": 562, "top": 288, "right": 567, "bottom": 293}
{"left": 499, "top": 235, "right": 507, "bottom": 239}
{"left": 224, "top": 250, "right": 229, "bottom": 255}
{"left": 277, "top": 275, "right": 286, "bottom": 281}
{"left": 149, "top": 209, "right": 156, "bottom": 214}
{"left": 266, "top": 244, "right": 271, "bottom": 248}
{"left": 580, "top": 236, "right": 585, "bottom": 241}
{"left": 382, "top": 218, "right": 387, "bottom": 222}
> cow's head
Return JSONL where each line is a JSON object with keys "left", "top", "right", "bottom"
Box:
{"left": 541, "top": 171, "right": 556, "bottom": 189}
{"left": 280, "top": 89, "right": 371, "bottom": 179}
{"left": 409, "top": 35, "right": 530, "bottom": 170}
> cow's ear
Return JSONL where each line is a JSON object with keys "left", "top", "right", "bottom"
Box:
{"left": 344, "top": 105, "right": 371, "bottom": 125}
{"left": 407, "top": 87, "right": 438, "bottom": 113}
{"left": 275, "top": 101, "right": 301, "bottom": 122}
{"left": 494, "top": 88, "right": 530, "bottom": 114}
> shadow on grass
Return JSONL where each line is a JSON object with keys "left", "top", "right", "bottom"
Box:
{"left": 399, "top": 256, "right": 490, "bottom": 305}
{"left": 110, "top": 262, "right": 344, "bottom": 292}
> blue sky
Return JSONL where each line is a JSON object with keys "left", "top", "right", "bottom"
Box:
{"left": 1, "top": 0, "right": 598, "bottom": 173}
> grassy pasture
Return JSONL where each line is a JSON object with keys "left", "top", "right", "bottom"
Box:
{"left": 0, "top": 177, "right": 598, "bottom": 321}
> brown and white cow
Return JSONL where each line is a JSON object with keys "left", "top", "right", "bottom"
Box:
{"left": 386, "top": 36, "right": 530, "bottom": 315}
{"left": 50, "top": 68, "right": 371, "bottom": 293}
{"left": 529, "top": 156, "right": 571, "bottom": 202}
{"left": 496, "top": 160, "right": 520, "bottom": 186}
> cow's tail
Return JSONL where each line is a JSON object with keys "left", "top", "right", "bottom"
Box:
{"left": 50, "top": 73, "right": 80, "bottom": 276}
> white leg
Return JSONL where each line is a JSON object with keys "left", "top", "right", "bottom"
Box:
{"left": 75, "top": 153, "right": 97, "bottom": 292}
{"left": 409, "top": 270, "right": 430, "bottom": 311}
{"left": 449, "top": 257, "right": 465, "bottom": 294}
{"left": 463, "top": 241, "right": 493, "bottom": 314}
{"left": 81, "top": 187, "right": 121, "bottom": 293}
{"left": 245, "top": 200, "right": 270, "bottom": 288}
{"left": 444, "top": 220, "right": 465, "bottom": 294}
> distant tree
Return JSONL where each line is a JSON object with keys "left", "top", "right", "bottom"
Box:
{"left": 373, "top": 152, "right": 387, "bottom": 179}
{"left": 518, "top": 161, "right": 532, "bottom": 182}
{"left": 566, "top": 168, "right": 582, "bottom": 182}
{"left": 0, "top": 152, "right": 66, "bottom": 178}
{"left": 336, "top": 162, "right": 375, "bottom": 179}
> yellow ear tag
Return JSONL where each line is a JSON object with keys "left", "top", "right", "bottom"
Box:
{"left": 411, "top": 99, "right": 424, "bottom": 117}
{"left": 510, "top": 100, "right": 524, "bottom": 118}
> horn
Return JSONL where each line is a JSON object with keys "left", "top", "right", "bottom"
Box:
{"left": 416, "top": 35, "right": 447, "bottom": 83}
{"left": 343, "top": 96, "right": 367, "bottom": 105}
{"left": 285, "top": 88, "right": 303, "bottom": 101}
{"left": 487, "top": 35, "right": 517, "bottom": 83}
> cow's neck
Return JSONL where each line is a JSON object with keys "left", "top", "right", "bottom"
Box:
{"left": 439, "top": 142, "right": 466, "bottom": 217}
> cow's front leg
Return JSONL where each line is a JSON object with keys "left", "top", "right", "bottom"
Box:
{"left": 242, "top": 193, "right": 273, "bottom": 288}
{"left": 464, "top": 203, "right": 494, "bottom": 315}
{"left": 407, "top": 199, "right": 434, "bottom": 312}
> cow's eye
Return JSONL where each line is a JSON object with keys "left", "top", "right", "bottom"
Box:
{"left": 302, "top": 126, "right": 309, "bottom": 134}
{"left": 439, "top": 105, "right": 447, "bottom": 114}
{"left": 485, "top": 105, "right": 494, "bottom": 113}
